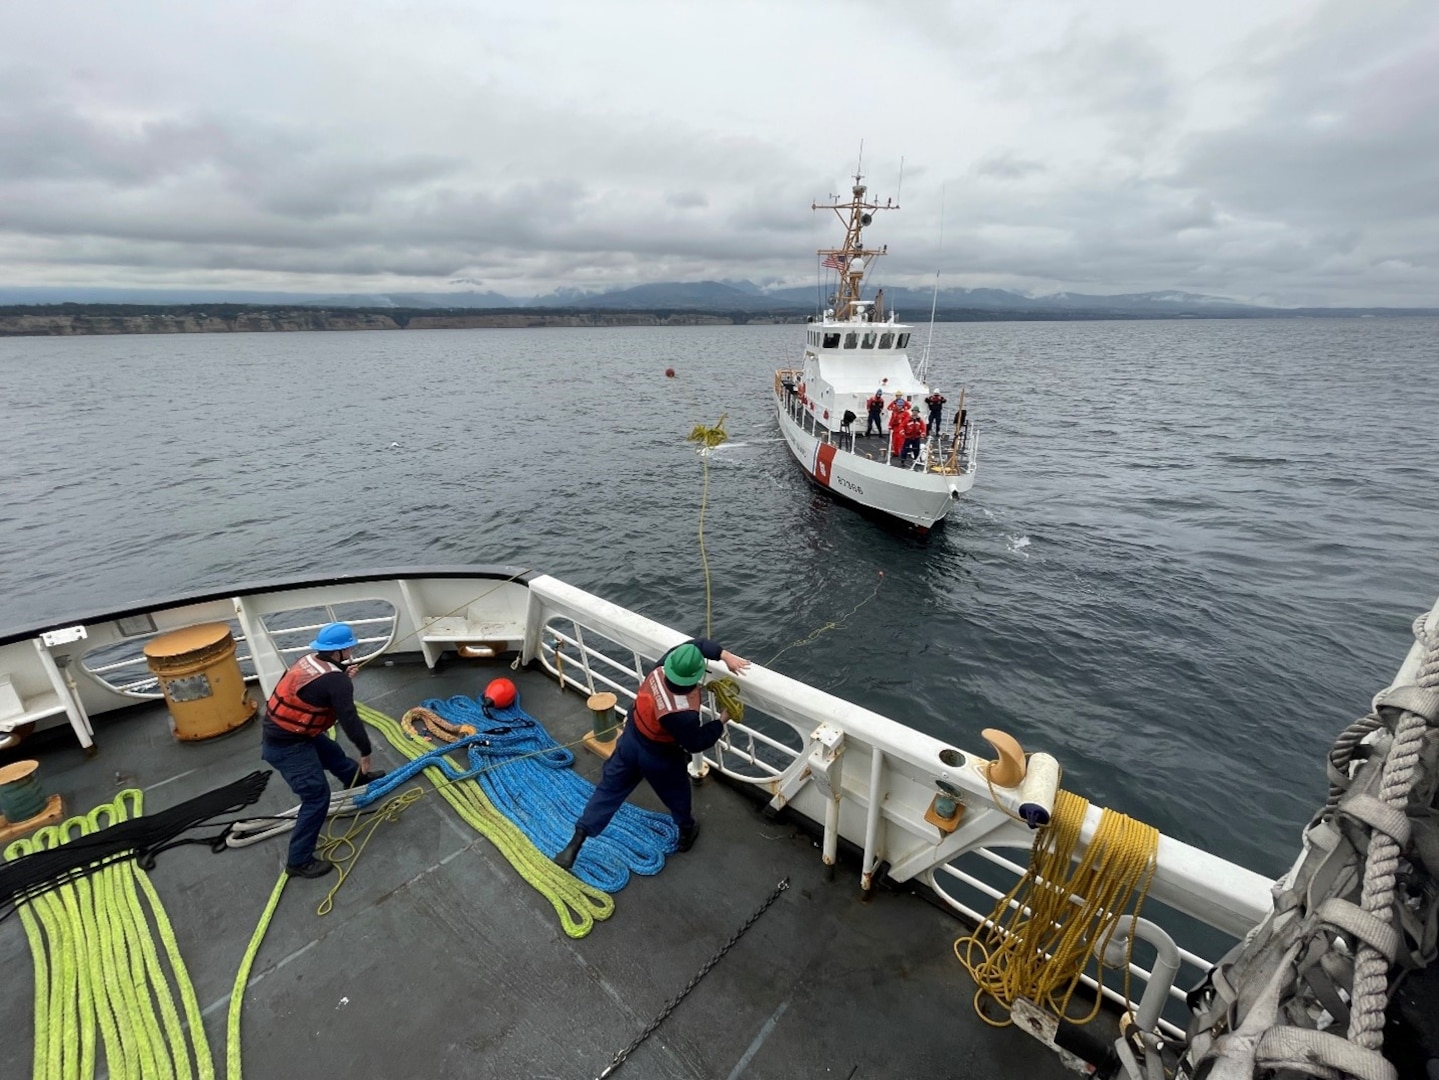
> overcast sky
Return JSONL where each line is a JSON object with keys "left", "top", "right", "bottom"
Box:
{"left": 3, "top": 1, "right": 1437, "bottom": 306}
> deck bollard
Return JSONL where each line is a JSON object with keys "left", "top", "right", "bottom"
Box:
{"left": 582, "top": 692, "right": 619, "bottom": 759}
{"left": 0, "top": 759, "right": 64, "bottom": 840}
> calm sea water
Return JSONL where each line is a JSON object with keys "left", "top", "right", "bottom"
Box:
{"left": 1, "top": 319, "right": 1435, "bottom": 874}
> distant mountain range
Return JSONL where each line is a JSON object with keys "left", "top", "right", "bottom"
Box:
{"left": 0, "top": 283, "right": 1433, "bottom": 319}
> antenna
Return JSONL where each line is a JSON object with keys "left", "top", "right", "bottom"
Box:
{"left": 856, "top": 139, "right": 864, "bottom": 177}
{"left": 896, "top": 156, "right": 905, "bottom": 204}
{"left": 918, "top": 183, "right": 946, "bottom": 384}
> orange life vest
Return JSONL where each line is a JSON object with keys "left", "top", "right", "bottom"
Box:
{"left": 266, "top": 654, "right": 342, "bottom": 737}
{"left": 630, "top": 666, "right": 701, "bottom": 745}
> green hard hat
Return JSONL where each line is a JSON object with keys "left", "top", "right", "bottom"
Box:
{"left": 663, "top": 644, "right": 707, "bottom": 687}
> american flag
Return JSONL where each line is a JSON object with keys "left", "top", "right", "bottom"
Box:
{"left": 822, "top": 253, "right": 848, "bottom": 271}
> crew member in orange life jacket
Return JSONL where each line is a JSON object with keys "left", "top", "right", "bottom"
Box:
{"left": 902, "top": 412, "right": 927, "bottom": 463}
{"left": 924, "top": 390, "right": 947, "bottom": 433}
{"left": 554, "top": 638, "right": 750, "bottom": 870}
{"left": 260, "top": 622, "right": 387, "bottom": 878}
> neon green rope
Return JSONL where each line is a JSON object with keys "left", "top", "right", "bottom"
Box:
{"left": 5, "top": 791, "right": 215, "bottom": 1080}
{"left": 226, "top": 872, "right": 287, "bottom": 1080}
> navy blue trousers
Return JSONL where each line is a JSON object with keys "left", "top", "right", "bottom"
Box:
{"left": 576, "top": 726, "right": 694, "bottom": 837}
{"left": 261, "top": 734, "right": 362, "bottom": 868}
{"left": 866, "top": 412, "right": 883, "bottom": 436}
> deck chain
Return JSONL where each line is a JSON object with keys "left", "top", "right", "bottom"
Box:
{"left": 596, "top": 877, "right": 790, "bottom": 1080}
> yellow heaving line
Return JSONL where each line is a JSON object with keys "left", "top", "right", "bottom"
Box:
{"left": 955, "top": 788, "right": 1159, "bottom": 1027}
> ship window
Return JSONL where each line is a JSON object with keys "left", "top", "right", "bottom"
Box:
{"left": 822, "top": 333, "right": 840, "bottom": 349}
{"left": 843, "top": 332, "right": 858, "bottom": 348}
{"left": 878, "top": 332, "right": 894, "bottom": 348}
{"left": 897, "top": 333, "right": 910, "bottom": 348}
{"left": 861, "top": 333, "right": 876, "bottom": 349}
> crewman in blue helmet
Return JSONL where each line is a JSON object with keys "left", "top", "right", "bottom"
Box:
{"left": 260, "top": 621, "right": 387, "bottom": 878}
{"left": 554, "top": 637, "right": 751, "bottom": 870}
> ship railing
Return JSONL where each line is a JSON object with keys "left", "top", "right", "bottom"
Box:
{"left": 521, "top": 572, "right": 1275, "bottom": 1040}
{"left": 775, "top": 371, "right": 889, "bottom": 457}
{"left": 77, "top": 611, "right": 396, "bottom": 701}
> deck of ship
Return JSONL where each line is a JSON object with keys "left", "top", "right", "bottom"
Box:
{"left": 1, "top": 652, "right": 1087, "bottom": 1079}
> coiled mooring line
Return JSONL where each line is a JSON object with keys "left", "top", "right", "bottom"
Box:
{"left": 953, "top": 789, "right": 1158, "bottom": 1027}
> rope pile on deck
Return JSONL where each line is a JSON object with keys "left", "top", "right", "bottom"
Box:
{"left": 360, "top": 693, "right": 678, "bottom": 893}
{"left": 5, "top": 790, "right": 221, "bottom": 1080}
{"left": 354, "top": 701, "right": 616, "bottom": 937}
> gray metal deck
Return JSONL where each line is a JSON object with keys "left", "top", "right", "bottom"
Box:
{"left": 1, "top": 653, "right": 1084, "bottom": 1080}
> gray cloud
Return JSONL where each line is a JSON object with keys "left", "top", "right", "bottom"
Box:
{"left": 0, "top": 1, "right": 1435, "bottom": 306}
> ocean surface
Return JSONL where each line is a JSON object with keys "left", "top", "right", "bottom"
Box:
{"left": 1, "top": 318, "right": 1435, "bottom": 875}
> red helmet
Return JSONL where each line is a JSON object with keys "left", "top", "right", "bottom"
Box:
{"left": 482, "top": 678, "right": 517, "bottom": 710}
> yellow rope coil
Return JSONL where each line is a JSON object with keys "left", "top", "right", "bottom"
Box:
{"left": 707, "top": 677, "right": 744, "bottom": 724}
{"left": 686, "top": 414, "right": 729, "bottom": 450}
{"left": 953, "top": 789, "right": 1159, "bottom": 1027}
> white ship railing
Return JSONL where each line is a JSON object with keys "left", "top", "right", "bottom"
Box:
{"left": 520, "top": 573, "right": 1275, "bottom": 1037}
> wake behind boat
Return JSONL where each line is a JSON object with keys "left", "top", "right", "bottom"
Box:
{"left": 774, "top": 173, "right": 977, "bottom": 530}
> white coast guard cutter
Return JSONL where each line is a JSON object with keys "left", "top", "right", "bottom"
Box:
{"left": 774, "top": 174, "right": 977, "bottom": 530}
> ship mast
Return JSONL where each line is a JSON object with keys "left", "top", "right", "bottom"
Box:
{"left": 814, "top": 173, "right": 895, "bottom": 321}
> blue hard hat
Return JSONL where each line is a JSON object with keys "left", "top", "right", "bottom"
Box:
{"left": 309, "top": 622, "right": 358, "bottom": 651}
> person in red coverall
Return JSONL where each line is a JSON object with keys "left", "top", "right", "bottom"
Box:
{"left": 890, "top": 416, "right": 907, "bottom": 461}
{"left": 887, "top": 393, "right": 907, "bottom": 430}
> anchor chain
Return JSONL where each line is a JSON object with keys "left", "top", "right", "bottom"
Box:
{"left": 596, "top": 877, "right": 790, "bottom": 1080}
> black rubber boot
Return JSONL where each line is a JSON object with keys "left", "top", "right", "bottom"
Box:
{"left": 286, "top": 857, "right": 334, "bottom": 879}
{"left": 677, "top": 821, "right": 701, "bottom": 853}
{"left": 357, "top": 769, "right": 388, "bottom": 784}
{"left": 554, "top": 828, "right": 586, "bottom": 870}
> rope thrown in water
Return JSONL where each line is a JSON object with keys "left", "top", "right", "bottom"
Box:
{"left": 687, "top": 413, "right": 728, "bottom": 638}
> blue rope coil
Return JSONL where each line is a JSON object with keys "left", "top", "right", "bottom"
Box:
{"left": 361, "top": 693, "right": 676, "bottom": 891}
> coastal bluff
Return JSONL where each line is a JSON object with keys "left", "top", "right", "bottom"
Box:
{"left": 0, "top": 307, "right": 801, "bottom": 336}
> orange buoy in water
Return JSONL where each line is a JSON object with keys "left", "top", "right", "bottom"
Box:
{"left": 665, "top": 367, "right": 676, "bottom": 378}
